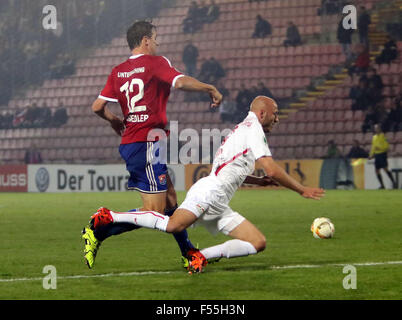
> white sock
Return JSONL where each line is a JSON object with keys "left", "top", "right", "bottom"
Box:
{"left": 200, "top": 239, "right": 257, "bottom": 260}
{"left": 110, "top": 210, "right": 169, "bottom": 232}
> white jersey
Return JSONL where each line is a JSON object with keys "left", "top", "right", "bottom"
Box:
{"left": 179, "top": 112, "right": 271, "bottom": 235}
{"left": 211, "top": 111, "right": 272, "bottom": 200}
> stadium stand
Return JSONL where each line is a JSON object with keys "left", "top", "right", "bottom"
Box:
{"left": 0, "top": 0, "right": 401, "bottom": 164}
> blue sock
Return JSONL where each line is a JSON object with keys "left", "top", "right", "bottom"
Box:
{"left": 165, "top": 204, "right": 195, "bottom": 256}
{"left": 93, "top": 208, "right": 141, "bottom": 241}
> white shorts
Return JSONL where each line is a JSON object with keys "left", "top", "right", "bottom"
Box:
{"left": 178, "top": 176, "right": 245, "bottom": 235}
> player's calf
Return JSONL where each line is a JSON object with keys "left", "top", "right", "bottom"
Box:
{"left": 228, "top": 219, "right": 267, "bottom": 253}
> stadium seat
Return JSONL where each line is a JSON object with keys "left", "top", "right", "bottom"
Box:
{"left": 315, "top": 134, "right": 326, "bottom": 146}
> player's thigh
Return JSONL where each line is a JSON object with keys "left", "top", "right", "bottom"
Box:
{"left": 121, "top": 142, "right": 169, "bottom": 197}
{"left": 166, "top": 208, "right": 198, "bottom": 233}
{"left": 140, "top": 192, "right": 167, "bottom": 213}
{"left": 228, "top": 219, "right": 266, "bottom": 252}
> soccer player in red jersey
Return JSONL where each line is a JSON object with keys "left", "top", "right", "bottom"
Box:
{"left": 82, "top": 21, "right": 222, "bottom": 269}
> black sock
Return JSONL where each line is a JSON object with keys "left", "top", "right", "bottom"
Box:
{"left": 377, "top": 173, "right": 384, "bottom": 188}
{"left": 386, "top": 171, "right": 396, "bottom": 187}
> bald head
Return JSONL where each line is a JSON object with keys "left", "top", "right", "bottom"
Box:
{"left": 250, "top": 96, "right": 279, "bottom": 132}
{"left": 250, "top": 96, "right": 276, "bottom": 113}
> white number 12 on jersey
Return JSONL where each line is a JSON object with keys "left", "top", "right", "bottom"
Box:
{"left": 120, "top": 78, "right": 147, "bottom": 113}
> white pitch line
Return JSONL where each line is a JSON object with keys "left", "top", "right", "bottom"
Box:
{"left": 269, "top": 260, "right": 402, "bottom": 270}
{"left": 1, "top": 261, "right": 402, "bottom": 283}
{"left": 0, "top": 270, "right": 176, "bottom": 283}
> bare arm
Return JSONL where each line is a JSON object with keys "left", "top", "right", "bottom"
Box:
{"left": 243, "top": 175, "right": 280, "bottom": 186}
{"left": 174, "top": 76, "right": 222, "bottom": 108}
{"left": 92, "top": 98, "right": 125, "bottom": 136}
{"left": 256, "top": 156, "right": 325, "bottom": 200}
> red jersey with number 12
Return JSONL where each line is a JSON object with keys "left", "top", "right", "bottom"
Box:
{"left": 99, "top": 54, "right": 184, "bottom": 144}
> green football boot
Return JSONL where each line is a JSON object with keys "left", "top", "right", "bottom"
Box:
{"left": 82, "top": 226, "right": 101, "bottom": 269}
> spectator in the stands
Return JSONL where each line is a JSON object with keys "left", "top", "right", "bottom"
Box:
{"left": 197, "top": 0, "right": 209, "bottom": 24}
{"left": 24, "top": 102, "right": 41, "bottom": 128}
{"left": 235, "top": 83, "right": 253, "bottom": 121}
{"left": 204, "top": 0, "right": 220, "bottom": 24}
{"left": 4, "top": 112, "right": 13, "bottom": 129}
{"left": 382, "top": 92, "right": 402, "bottom": 132}
{"left": 362, "top": 103, "right": 386, "bottom": 133}
{"left": 357, "top": 6, "right": 371, "bottom": 46}
{"left": 0, "top": 113, "right": 5, "bottom": 129}
{"left": 250, "top": 86, "right": 260, "bottom": 100}
{"left": 210, "top": 57, "right": 226, "bottom": 84}
{"left": 364, "top": 67, "right": 384, "bottom": 106}
{"left": 12, "top": 108, "right": 27, "bottom": 128}
{"left": 198, "top": 58, "right": 212, "bottom": 83}
{"left": 349, "top": 78, "right": 370, "bottom": 111}
{"left": 347, "top": 140, "right": 369, "bottom": 158}
{"left": 182, "top": 40, "right": 199, "bottom": 77}
{"left": 256, "top": 81, "right": 275, "bottom": 100}
{"left": 252, "top": 15, "right": 272, "bottom": 38}
{"left": 348, "top": 44, "right": 370, "bottom": 79}
{"left": 49, "top": 52, "right": 75, "bottom": 79}
{"left": 0, "top": 112, "right": 12, "bottom": 129}
{"left": 36, "top": 102, "right": 52, "bottom": 128}
{"left": 51, "top": 100, "right": 68, "bottom": 127}
{"left": 198, "top": 57, "right": 225, "bottom": 84}
{"left": 375, "top": 37, "right": 398, "bottom": 65}
{"left": 365, "top": 68, "right": 383, "bottom": 91}
{"left": 183, "top": 1, "right": 202, "bottom": 34}
{"left": 337, "top": 18, "right": 354, "bottom": 61}
{"left": 283, "top": 21, "right": 302, "bottom": 47}
{"left": 324, "top": 140, "right": 342, "bottom": 158}
{"left": 24, "top": 143, "right": 43, "bottom": 164}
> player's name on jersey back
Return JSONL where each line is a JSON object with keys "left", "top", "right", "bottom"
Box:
{"left": 127, "top": 114, "right": 149, "bottom": 123}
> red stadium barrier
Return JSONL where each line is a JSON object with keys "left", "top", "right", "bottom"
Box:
{"left": 0, "top": 165, "right": 27, "bottom": 192}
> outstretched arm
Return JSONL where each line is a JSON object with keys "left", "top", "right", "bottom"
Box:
{"left": 174, "top": 76, "right": 222, "bottom": 108}
{"left": 256, "top": 156, "right": 325, "bottom": 200}
{"left": 91, "top": 98, "right": 125, "bottom": 136}
{"left": 243, "top": 175, "right": 280, "bottom": 187}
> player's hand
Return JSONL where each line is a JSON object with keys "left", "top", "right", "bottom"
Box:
{"left": 210, "top": 88, "right": 222, "bottom": 108}
{"left": 300, "top": 187, "right": 325, "bottom": 200}
{"left": 259, "top": 175, "right": 280, "bottom": 187}
{"left": 110, "top": 118, "right": 125, "bottom": 136}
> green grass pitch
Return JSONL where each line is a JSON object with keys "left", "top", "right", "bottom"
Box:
{"left": 0, "top": 190, "right": 401, "bottom": 300}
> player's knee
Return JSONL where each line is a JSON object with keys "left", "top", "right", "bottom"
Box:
{"left": 166, "top": 220, "right": 186, "bottom": 234}
{"left": 254, "top": 235, "right": 266, "bottom": 253}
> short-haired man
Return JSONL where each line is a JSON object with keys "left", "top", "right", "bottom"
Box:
{"left": 89, "top": 96, "right": 325, "bottom": 273}
{"left": 82, "top": 21, "right": 223, "bottom": 269}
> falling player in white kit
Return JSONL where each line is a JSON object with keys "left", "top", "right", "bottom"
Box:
{"left": 90, "top": 96, "right": 325, "bottom": 273}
